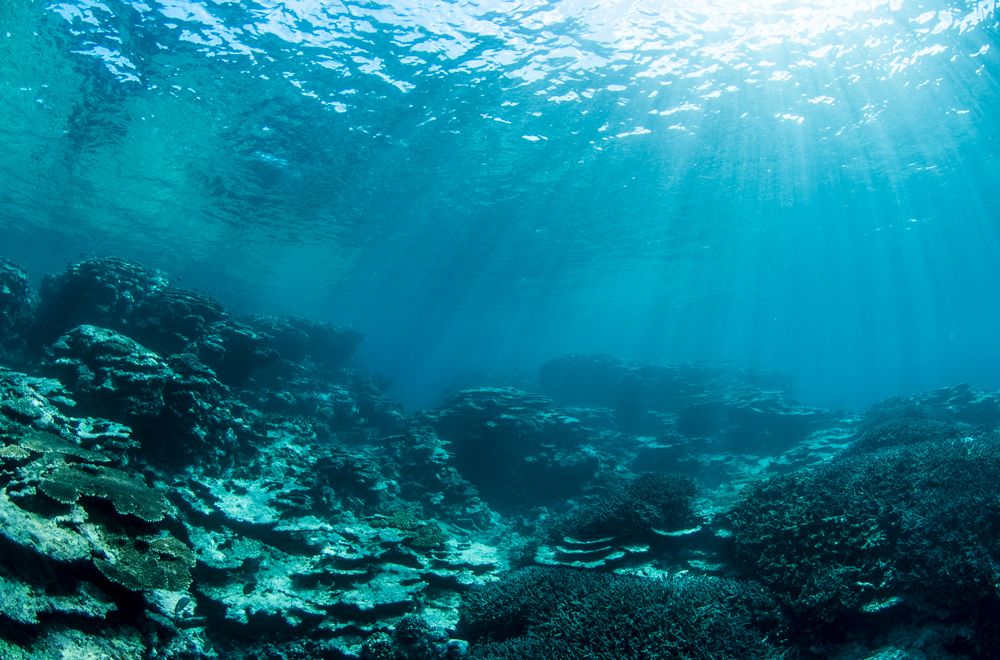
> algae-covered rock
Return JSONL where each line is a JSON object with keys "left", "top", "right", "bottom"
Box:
{"left": 0, "top": 489, "right": 91, "bottom": 563}
{"left": 37, "top": 257, "right": 279, "bottom": 387}
{"left": 549, "top": 471, "right": 699, "bottom": 543}
{"left": 0, "top": 570, "right": 116, "bottom": 625}
{"left": 0, "top": 369, "right": 77, "bottom": 427}
{"left": 240, "top": 313, "right": 362, "bottom": 369}
{"left": 378, "top": 427, "right": 491, "bottom": 526}
{"left": 539, "top": 354, "right": 834, "bottom": 446}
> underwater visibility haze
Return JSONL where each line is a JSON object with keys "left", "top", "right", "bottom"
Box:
{"left": 5, "top": 1, "right": 1000, "bottom": 658}
{"left": 2, "top": 0, "right": 998, "bottom": 410}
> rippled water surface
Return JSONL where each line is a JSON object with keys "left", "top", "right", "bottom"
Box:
{"left": 1, "top": 0, "right": 998, "bottom": 409}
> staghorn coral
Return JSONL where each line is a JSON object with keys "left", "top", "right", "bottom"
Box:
{"left": 459, "top": 567, "right": 781, "bottom": 660}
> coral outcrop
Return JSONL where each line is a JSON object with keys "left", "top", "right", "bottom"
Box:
{"left": 730, "top": 426, "right": 1000, "bottom": 649}
{"left": 0, "top": 258, "right": 37, "bottom": 365}
{"left": 420, "top": 387, "right": 601, "bottom": 512}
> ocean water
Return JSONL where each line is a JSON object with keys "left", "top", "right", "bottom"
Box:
{"left": 1, "top": 0, "right": 998, "bottom": 413}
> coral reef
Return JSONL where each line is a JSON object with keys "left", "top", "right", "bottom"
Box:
{"left": 1, "top": 255, "right": 999, "bottom": 659}
{"left": 730, "top": 426, "right": 1000, "bottom": 649}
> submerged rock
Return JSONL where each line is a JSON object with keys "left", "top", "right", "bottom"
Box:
{"left": 860, "top": 382, "right": 1000, "bottom": 429}
{"left": 0, "top": 375, "right": 198, "bottom": 659}
{"left": 240, "top": 313, "right": 362, "bottom": 370}
{"left": 539, "top": 353, "right": 792, "bottom": 414}
{"left": 39, "top": 324, "right": 246, "bottom": 469}
{"left": 36, "top": 257, "right": 171, "bottom": 342}
{"left": 0, "top": 257, "right": 38, "bottom": 365}
{"left": 422, "top": 387, "right": 603, "bottom": 513}
{"left": 541, "top": 353, "right": 837, "bottom": 450}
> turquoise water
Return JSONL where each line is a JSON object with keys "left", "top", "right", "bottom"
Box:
{"left": 1, "top": 0, "right": 998, "bottom": 411}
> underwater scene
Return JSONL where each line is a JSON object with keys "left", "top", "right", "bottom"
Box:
{"left": 1, "top": 0, "right": 1000, "bottom": 658}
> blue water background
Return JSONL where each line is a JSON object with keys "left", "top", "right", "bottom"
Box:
{"left": 1, "top": 0, "right": 998, "bottom": 412}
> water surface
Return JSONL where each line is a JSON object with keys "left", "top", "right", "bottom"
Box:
{"left": 1, "top": 0, "right": 998, "bottom": 410}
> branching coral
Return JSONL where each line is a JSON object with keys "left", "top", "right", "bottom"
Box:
{"left": 460, "top": 567, "right": 780, "bottom": 660}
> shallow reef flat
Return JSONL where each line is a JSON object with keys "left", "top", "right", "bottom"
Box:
{"left": 2, "top": 255, "right": 1000, "bottom": 659}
